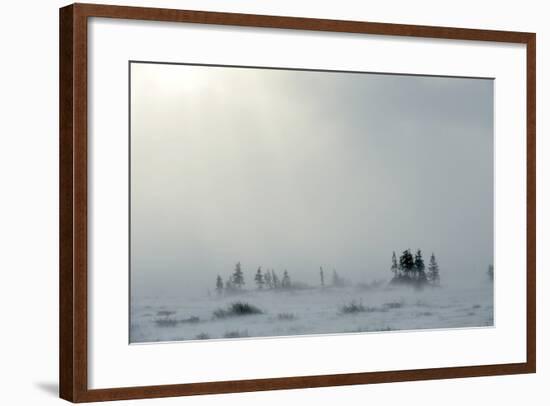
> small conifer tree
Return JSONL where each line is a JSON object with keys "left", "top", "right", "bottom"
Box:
{"left": 414, "top": 250, "right": 426, "bottom": 281}
{"left": 271, "top": 270, "right": 280, "bottom": 289}
{"left": 427, "top": 253, "right": 440, "bottom": 286}
{"left": 399, "top": 249, "right": 415, "bottom": 278}
{"left": 254, "top": 267, "right": 265, "bottom": 289}
{"left": 391, "top": 252, "right": 398, "bottom": 277}
{"left": 232, "top": 262, "right": 245, "bottom": 289}
{"left": 215, "top": 275, "right": 223, "bottom": 294}
{"left": 282, "top": 270, "right": 291, "bottom": 289}
{"left": 264, "top": 270, "right": 272, "bottom": 288}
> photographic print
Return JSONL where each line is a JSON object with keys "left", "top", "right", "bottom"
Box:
{"left": 129, "top": 62, "right": 494, "bottom": 344}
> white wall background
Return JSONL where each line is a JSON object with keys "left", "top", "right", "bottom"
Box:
{"left": 0, "top": 0, "right": 546, "bottom": 405}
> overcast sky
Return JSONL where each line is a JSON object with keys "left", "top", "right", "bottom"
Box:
{"left": 130, "top": 62, "right": 493, "bottom": 297}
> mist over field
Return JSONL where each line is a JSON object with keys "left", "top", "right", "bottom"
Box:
{"left": 130, "top": 62, "right": 494, "bottom": 342}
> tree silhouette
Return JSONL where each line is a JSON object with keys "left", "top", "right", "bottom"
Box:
{"left": 399, "top": 249, "right": 414, "bottom": 278}
{"left": 264, "top": 270, "right": 272, "bottom": 289}
{"left": 271, "top": 270, "right": 280, "bottom": 289}
{"left": 414, "top": 250, "right": 426, "bottom": 281}
{"left": 215, "top": 275, "right": 223, "bottom": 294}
{"left": 282, "top": 270, "right": 291, "bottom": 289}
{"left": 320, "top": 267, "right": 325, "bottom": 287}
{"left": 427, "top": 253, "right": 440, "bottom": 286}
{"left": 232, "top": 262, "right": 245, "bottom": 289}
{"left": 254, "top": 267, "right": 265, "bottom": 289}
{"left": 391, "top": 252, "right": 398, "bottom": 277}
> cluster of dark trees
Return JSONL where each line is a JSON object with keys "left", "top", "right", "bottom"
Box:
{"left": 390, "top": 249, "right": 440, "bottom": 287}
{"left": 214, "top": 253, "right": 443, "bottom": 294}
{"left": 215, "top": 262, "right": 292, "bottom": 294}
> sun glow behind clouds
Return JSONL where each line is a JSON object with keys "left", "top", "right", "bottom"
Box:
{"left": 130, "top": 62, "right": 493, "bottom": 296}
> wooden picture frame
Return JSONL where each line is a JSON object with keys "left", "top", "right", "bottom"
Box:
{"left": 60, "top": 3, "right": 536, "bottom": 402}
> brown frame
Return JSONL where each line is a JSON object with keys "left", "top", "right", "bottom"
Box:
{"left": 60, "top": 3, "right": 536, "bottom": 403}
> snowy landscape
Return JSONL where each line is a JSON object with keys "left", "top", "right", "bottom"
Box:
{"left": 129, "top": 63, "right": 495, "bottom": 344}
{"left": 130, "top": 259, "right": 494, "bottom": 343}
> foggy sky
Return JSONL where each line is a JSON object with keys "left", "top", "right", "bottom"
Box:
{"left": 130, "top": 62, "right": 493, "bottom": 297}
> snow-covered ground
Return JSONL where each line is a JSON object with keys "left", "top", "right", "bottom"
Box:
{"left": 130, "top": 282, "right": 493, "bottom": 343}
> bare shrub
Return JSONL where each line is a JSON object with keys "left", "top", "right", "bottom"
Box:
{"left": 156, "top": 310, "right": 175, "bottom": 317}
{"left": 383, "top": 301, "right": 404, "bottom": 310}
{"left": 213, "top": 302, "right": 263, "bottom": 319}
{"left": 340, "top": 300, "right": 366, "bottom": 314}
{"left": 154, "top": 318, "right": 178, "bottom": 327}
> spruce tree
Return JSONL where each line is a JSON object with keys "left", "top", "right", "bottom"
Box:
{"left": 399, "top": 249, "right": 414, "bottom": 278}
{"left": 254, "top": 267, "right": 264, "bottom": 289}
{"left": 320, "top": 267, "right": 325, "bottom": 287}
{"left": 264, "top": 269, "right": 272, "bottom": 288}
{"left": 282, "top": 270, "right": 291, "bottom": 289}
{"left": 232, "top": 262, "right": 245, "bottom": 289}
{"left": 271, "top": 270, "right": 280, "bottom": 289}
{"left": 427, "top": 253, "right": 440, "bottom": 286}
{"left": 414, "top": 250, "right": 426, "bottom": 282}
{"left": 215, "top": 275, "right": 223, "bottom": 294}
{"left": 391, "top": 252, "right": 398, "bottom": 277}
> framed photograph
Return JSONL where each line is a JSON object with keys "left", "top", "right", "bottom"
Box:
{"left": 59, "top": 3, "right": 536, "bottom": 402}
